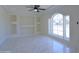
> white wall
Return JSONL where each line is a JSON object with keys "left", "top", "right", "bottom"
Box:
{"left": 40, "top": 6, "right": 79, "bottom": 52}
{"left": 0, "top": 6, "right": 10, "bottom": 45}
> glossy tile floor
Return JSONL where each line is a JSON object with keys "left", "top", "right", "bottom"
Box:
{"left": 0, "top": 35, "right": 70, "bottom": 53}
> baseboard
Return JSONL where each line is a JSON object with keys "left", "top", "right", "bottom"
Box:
{"left": 8, "top": 34, "right": 34, "bottom": 39}
{"left": 8, "top": 34, "right": 40, "bottom": 38}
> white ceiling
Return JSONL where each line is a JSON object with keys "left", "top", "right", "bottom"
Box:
{"left": 2, "top": 5, "right": 52, "bottom": 15}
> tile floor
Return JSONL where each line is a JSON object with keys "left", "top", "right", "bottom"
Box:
{"left": 0, "top": 35, "right": 70, "bottom": 53}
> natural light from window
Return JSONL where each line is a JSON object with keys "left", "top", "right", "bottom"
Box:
{"left": 53, "top": 14, "right": 63, "bottom": 36}
{"left": 48, "top": 13, "right": 70, "bottom": 40}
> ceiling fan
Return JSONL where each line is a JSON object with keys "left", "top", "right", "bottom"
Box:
{"left": 26, "top": 5, "right": 46, "bottom": 12}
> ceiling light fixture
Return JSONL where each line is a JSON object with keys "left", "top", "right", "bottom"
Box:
{"left": 34, "top": 9, "right": 37, "bottom": 11}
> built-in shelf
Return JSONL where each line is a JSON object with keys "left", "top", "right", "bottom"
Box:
{"left": 35, "top": 16, "right": 41, "bottom": 34}
{"left": 11, "top": 24, "right": 16, "bottom": 35}
{"left": 10, "top": 15, "right": 17, "bottom": 36}
{"left": 11, "top": 22, "right": 17, "bottom": 24}
{"left": 21, "top": 25, "right": 34, "bottom": 27}
{"left": 10, "top": 14, "right": 41, "bottom": 37}
{"left": 36, "top": 32, "right": 40, "bottom": 34}
{"left": 37, "top": 22, "right": 40, "bottom": 24}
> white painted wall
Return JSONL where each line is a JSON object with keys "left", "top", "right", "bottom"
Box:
{"left": 0, "top": 6, "right": 10, "bottom": 45}
{"left": 40, "top": 6, "right": 79, "bottom": 52}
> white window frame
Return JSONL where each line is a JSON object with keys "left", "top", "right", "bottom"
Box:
{"left": 64, "top": 15, "right": 70, "bottom": 40}
{"left": 48, "top": 13, "right": 70, "bottom": 40}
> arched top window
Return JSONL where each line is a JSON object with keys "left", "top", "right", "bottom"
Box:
{"left": 48, "top": 13, "right": 70, "bottom": 40}
{"left": 53, "top": 13, "right": 63, "bottom": 25}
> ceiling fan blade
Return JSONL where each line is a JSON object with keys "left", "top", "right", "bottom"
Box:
{"left": 39, "top": 8, "right": 46, "bottom": 10}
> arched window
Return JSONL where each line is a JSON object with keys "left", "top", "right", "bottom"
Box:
{"left": 48, "top": 13, "right": 70, "bottom": 40}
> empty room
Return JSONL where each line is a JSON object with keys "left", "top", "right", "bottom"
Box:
{"left": 0, "top": 5, "right": 79, "bottom": 53}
